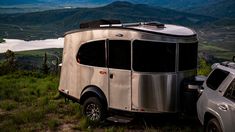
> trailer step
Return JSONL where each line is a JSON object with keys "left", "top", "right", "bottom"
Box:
{"left": 107, "top": 115, "right": 133, "bottom": 123}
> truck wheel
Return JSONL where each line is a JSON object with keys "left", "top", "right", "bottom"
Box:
{"left": 205, "top": 118, "right": 222, "bottom": 132}
{"left": 83, "top": 97, "right": 105, "bottom": 122}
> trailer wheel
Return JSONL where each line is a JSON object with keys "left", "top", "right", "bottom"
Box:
{"left": 83, "top": 97, "right": 105, "bottom": 122}
{"left": 205, "top": 118, "right": 222, "bottom": 132}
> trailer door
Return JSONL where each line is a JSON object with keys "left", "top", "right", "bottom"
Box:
{"left": 108, "top": 40, "right": 132, "bottom": 110}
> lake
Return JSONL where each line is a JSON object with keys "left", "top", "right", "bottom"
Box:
{"left": 0, "top": 38, "right": 64, "bottom": 53}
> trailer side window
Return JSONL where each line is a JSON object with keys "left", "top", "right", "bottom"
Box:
{"left": 206, "top": 69, "right": 229, "bottom": 90}
{"left": 133, "top": 40, "right": 176, "bottom": 72}
{"left": 179, "top": 43, "right": 198, "bottom": 71}
{"left": 108, "top": 40, "right": 131, "bottom": 70}
{"left": 77, "top": 40, "right": 106, "bottom": 67}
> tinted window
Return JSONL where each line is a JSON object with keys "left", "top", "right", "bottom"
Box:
{"left": 133, "top": 40, "right": 176, "bottom": 72}
{"left": 206, "top": 69, "right": 229, "bottom": 90}
{"left": 179, "top": 43, "right": 198, "bottom": 71}
{"left": 77, "top": 40, "right": 105, "bottom": 67}
{"left": 108, "top": 40, "right": 131, "bottom": 70}
{"left": 224, "top": 80, "right": 235, "bottom": 101}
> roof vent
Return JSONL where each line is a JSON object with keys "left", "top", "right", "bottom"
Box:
{"left": 80, "top": 19, "right": 121, "bottom": 29}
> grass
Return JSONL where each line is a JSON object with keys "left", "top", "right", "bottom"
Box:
{"left": 0, "top": 71, "right": 82, "bottom": 131}
{"left": 0, "top": 73, "right": 204, "bottom": 131}
{"left": 0, "top": 49, "right": 205, "bottom": 131}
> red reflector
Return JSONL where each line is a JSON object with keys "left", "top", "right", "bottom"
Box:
{"left": 99, "top": 71, "right": 107, "bottom": 75}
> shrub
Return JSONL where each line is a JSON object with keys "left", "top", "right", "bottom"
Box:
{"left": 0, "top": 100, "right": 17, "bottom": 111}
{"left": 48, "top": 119, "right": 60, "bottom": 130}
{"left": 198, "top": 58, "right": 211, "bottom": 76}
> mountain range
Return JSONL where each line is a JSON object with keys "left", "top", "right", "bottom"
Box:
{"left": 0, "top": 0, "right": 234, "bottom": 19}
{"left": 0, "top": 0, "right": 223, "bottom": 8}
{"left": 0, "top": 1, "right": 217, "bottom": 40}
{"left": 187, "top": 0, "right": 235, "bottom": 18}
{"left": 0, "top": 1, "right": 234, "bottom": 60}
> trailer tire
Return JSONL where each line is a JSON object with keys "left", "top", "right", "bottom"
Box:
{"left": 205, "top": 118, "right": 222, "bottom": 132}
{"left": 83, "top": 97, "right": 105, "bottom": 122}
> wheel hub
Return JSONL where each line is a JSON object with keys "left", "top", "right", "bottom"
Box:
{"left": 86, "top": 103, "right": 100, "bottom": 121}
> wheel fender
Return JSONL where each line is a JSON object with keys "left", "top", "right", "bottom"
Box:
{"left": 80, "top": 85, "right": 108, "bottom": 108}
{"left": 204, "top": 109, "right": 224, "bottom": 131}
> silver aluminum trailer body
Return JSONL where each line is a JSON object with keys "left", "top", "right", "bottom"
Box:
{"left": 59, "top": 23, "right": 198, "bottom": 115}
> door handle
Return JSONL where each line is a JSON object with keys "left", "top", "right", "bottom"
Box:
{"left": 110, "top": 73, "right": 113, "bottom": 79}
{"left": 218, "top": 104, "right": 228, "bottom": 111}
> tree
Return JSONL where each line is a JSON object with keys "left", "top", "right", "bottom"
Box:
{"left": 41, "top": 52, "right": 50, "bottom": 74}
{"left": 0, "top": 50, "right": 17, "bottom": 75}
{"left": 0, "top": 37, "right": 5, "bottom": 43}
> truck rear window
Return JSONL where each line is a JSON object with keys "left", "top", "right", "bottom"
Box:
{"left": 206, "top": 69, "right": 229, "bottom": 90}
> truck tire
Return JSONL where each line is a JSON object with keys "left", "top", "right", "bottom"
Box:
{"left": 205, "top": 118, "right": 222, "bottom": 132}
{"left": 83, "top": 97, "right": 105, "bottom": 122}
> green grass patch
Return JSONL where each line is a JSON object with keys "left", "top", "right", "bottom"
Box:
{"left": 0, "top": 71, "right": 82, "bottom": 131}
{"left": 0, "top": 100, "right": 17, "bottom": 111}
{"left": 0, "top": 70, "right": 203, "bottom": 131}
{"left": 48, "top": 119, "right": 60, "bottom": 130}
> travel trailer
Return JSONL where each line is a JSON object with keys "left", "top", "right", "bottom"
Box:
{"left": 59, "top": 20, "right": 200, "bottom": 121}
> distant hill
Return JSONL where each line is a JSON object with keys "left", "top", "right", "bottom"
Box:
{"left": 0, "top": 0, "right": 42, "bottom": 5}
{"left": 129, "top": 0, "right": 221, "bottom": 10}
{"left": 0, "top": 1, "right": 216, "bottom": 40}
{"left": 0, "top": 1, "right": 214, "bottom": 26}
{"left": 0, "top": 0, "right": 110, "bottom": 6}
{"left": 1, "top": 0, "right": 233, "bottom": 19}
{"left": 0, "top": 0, "right": 223, "bottom": 10}
{"left": 186, "top": 0, "right": 235, "bottom": 18}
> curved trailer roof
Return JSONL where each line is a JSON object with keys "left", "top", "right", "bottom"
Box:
{"left": 65, "top": 21, "right": 196, "bottom": 37}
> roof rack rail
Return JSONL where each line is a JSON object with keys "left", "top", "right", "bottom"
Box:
{"left": 80, "top": 19, "right": 121, "bottom": 29}
{"left": 80, "top": 20, "right": 165, "bottom": 29}
{"left": 142, "top": 21, "right": 165, "bottom": 28}
{"left": 221, "top": 61, "right": 235, "bottom": 69}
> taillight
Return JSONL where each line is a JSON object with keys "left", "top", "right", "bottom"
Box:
{"left": 197, "top": 87, "right": 204, "bottom": 97}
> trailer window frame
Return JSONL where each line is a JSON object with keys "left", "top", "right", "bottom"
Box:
{"left": 178, "top": 42, "right": 198, "bottom": 71}
{"left": 132, "top": 40, "right": 176, "bottom": 72}
{"left": 108, "top": 40, "right": 131, "bottom": 70}
{"left": 76, "top": 40, "right": 106, "bottom": 67}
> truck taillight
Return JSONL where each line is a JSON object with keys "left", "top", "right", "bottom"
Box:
{"left": 197, "top": 87, "right": 204, "bottom": 97}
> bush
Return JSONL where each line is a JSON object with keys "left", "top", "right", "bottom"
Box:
{"left": 48, "top": 119, "right": 60, "bottom": 130}
{"left": 198, "top": 58, "right": 211, "bottom": 76}
{"left": 0, "top": 100, "right": 17, "bottom": 111}
{"left": 0, "top": 37, "right": 5, "bottom": 43}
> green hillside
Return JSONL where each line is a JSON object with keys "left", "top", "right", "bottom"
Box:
{"left": 187, "top": 0, "right": 235, "bottom": 18}
{"left": 0, "top": 1, "right": 215, "bottom": 40}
